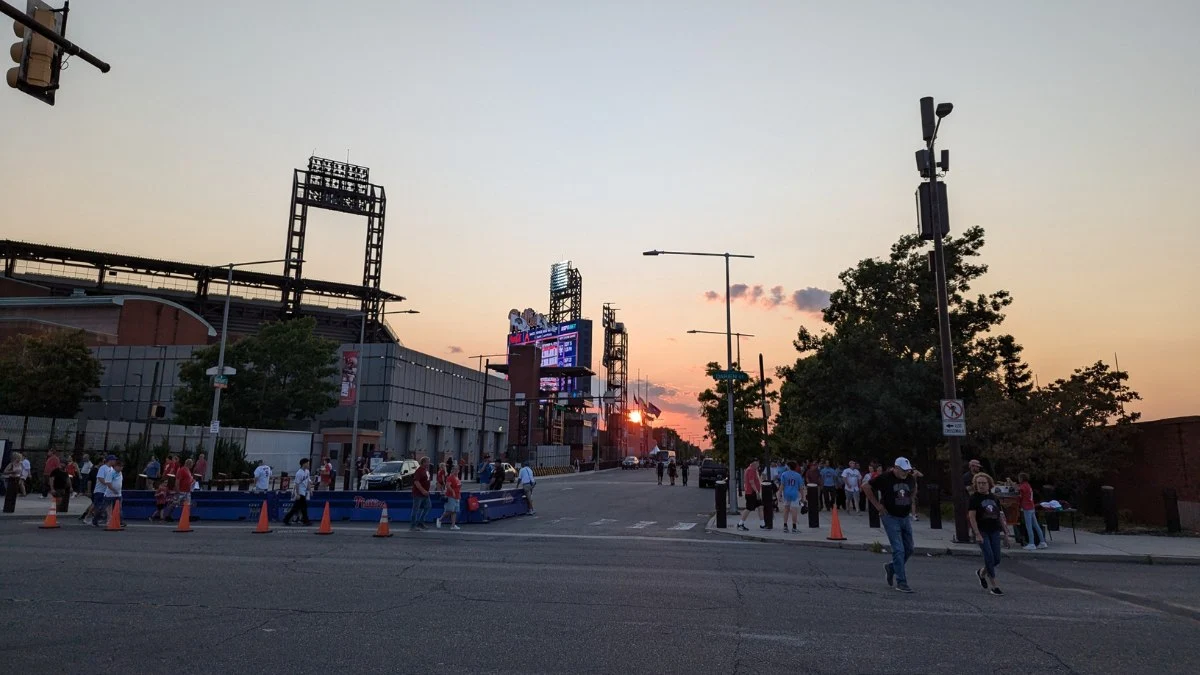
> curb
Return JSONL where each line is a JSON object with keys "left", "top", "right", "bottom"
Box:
{"left": 703, "top": 521, "right": 1200, "bottom": 566}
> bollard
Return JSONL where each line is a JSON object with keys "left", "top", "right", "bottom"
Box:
{"left": 1101, "top": 485, "right": 1118, "bottom": 533}
{"left": 868, "top": 499, "right": 880, "bottom": 529}
{"left": 3, "top": 478, "right": 19, "bottom": 513}
{"left": 927, "top": 483, "right": 941, "bottom": 529}
{"left": 715, "top": 480, "right": 728, "bottom": 529}
{"left": 761, "top": 481, "right": 776, "bottom": 530}
{"left": 1164, "top": 488, "right": 1182, "bottom": 534}
{"left": 807, "top": 484, "right": 820, "bottom": 529}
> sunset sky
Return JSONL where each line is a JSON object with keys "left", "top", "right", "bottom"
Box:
{"left": 2, "top": 1, "right": 1197, "bottom": 443}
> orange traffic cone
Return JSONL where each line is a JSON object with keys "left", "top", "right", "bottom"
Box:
{"left": 174, "top": 501, "right": 194, "bottom": 533}
{"left": 105, "top": 501, "right": 123, "bottom": 532}
{"left": 315, "top": 502, "right": 333, "bottom": 535}
{"left": 827, "top": 505, "right": 847, "bottom": 541}
{"left": 373, "top": 505, "right": 393, "bottom": 538}
{"left": 252, "top": 500, "right": 272, "bottom": 534}
{"left": 39, "top": 502, "right": 60, "bottom": 529}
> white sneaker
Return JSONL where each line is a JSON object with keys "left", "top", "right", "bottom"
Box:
{"left": 1037, "top": 542, "right": 1048, "bottom": 549}
{"left": 450, "top": 525, "right": 461, "bottom": 531}
{"left": 1023, "top": 544, "right": 1037, "bottom": 551}
{"left": 435, "top": 519, "right": 442, "bottom": 529}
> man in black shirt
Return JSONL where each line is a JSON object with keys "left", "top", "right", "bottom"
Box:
{"left": 864, "top": 457, "right": 917, "bottom": 593}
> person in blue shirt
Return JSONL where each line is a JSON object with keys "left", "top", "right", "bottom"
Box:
{"left": 778, "top": 461, "right": 805, "bottom": 533}
{"left": 819, "top": 461, "right": 839, "bottom": 511}
{"left": 144, "top": 457, "right": 161, "bottom": 487}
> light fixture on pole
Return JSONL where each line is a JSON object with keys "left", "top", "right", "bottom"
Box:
{"left": 347, "top": 308, "right": 420, "bottom": 490}
{"left": 687, "top": 329, "right": 754, "bottom": 367}
{"left": 643, "top": 248, "right": 754, "bottom": 515}
{"left": 916, "top": 95, "right": 969, "bottom": 543}
{"left": 203, "top": 258, "right": 292, "bottom": 484}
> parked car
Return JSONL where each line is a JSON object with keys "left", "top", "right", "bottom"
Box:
{"left": 621, "top": 456, "right": 640, "bottom": 469}
{"left": 698, "top": 458, "right": 729, "bottom": 488}
{"left": 478, "top": 462, "right": 517, "bottom": 485}
{"left": 364, "top": 460, "right": 419, "bottom": 490}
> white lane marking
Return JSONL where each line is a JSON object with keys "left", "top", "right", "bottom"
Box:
{"left": 668, "top": 522, "right": 698, "bottom": 531}
{"left": 561, "top": 487, "right": 574, "bottom": 491}
{"left": 589, "top": 518, "right": 618, "bottom": 526}
{"left": 628, "top": 521, "right": 657, "bottom": 529}
{"left": 547, "top": 517, "right": 577, "bottom": 525}
{"left": 450, "top": 530, "right": 749, "bottom": 545}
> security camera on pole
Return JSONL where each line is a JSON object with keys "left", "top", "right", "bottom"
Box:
{"left": 915, "top": 96, "right": 970, "bottom": 543}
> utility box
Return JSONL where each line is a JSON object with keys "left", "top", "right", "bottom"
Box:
{"left": 918, "top": 181, "right": 950, "bottom": 240}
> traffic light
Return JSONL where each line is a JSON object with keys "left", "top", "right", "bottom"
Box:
{"left": 7, "top": 0, "right": 64, "bottom": 105}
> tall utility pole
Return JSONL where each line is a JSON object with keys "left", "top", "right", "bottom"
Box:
{"left": 917, "top": 95, "right": 969, "bottom": 543}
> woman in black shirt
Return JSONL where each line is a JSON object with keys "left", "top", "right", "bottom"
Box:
{"left": 968, "top": 472, "right": 1012, "bottom": 595}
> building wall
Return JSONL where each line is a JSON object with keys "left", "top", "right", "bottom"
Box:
{"left": 1109, "top": 416, "right": 1199, "bottom": 529}
{"left": 116, "top": 299, "right": 212, "bottom": 346}
{"left": 81, "top": 345, "right": 196, "bottom": 422}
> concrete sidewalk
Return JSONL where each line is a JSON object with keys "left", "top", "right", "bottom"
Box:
{"left": 705, "top": 506, "right": 1200, "bottom": 565}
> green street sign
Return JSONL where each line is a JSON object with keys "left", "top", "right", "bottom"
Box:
{"left": 713, "top": 370, "right": 750, "bottom": 382}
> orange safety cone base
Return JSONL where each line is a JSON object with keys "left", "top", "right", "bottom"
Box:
{"left": 174, "top": 501, "right": 194, "bottom": 533}
{"left": 374, "top": 506, "right": 393, "bottom": 538}
{"left": 315, "top": 502, "right": 333, "bottom": 535}
{"left": 39, "top": 504, "right": 60, "bottom": 529}
{"left": 827, "top": 506, "right": 847, "bottom": 541}
{"left": 252, "top": 500, "right": 273, "bottom": 534}
{"left": 105, "top": 502, "right": 123, "bottom": 532}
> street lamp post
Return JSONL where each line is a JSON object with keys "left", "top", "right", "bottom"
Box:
{"left": 468, "top": 353, "right": 507, "bottom": 470}
{"left": 205, "top": 259, "right": 290, "bottom": 484}
{"left": 348, "top": 309, "right": 420, "bottom": 490}
{"left": 917, "top": 95, "right": 970, "bottom": 543}
{"left": 687, "top": 329, "right": 754, "bottom": 367}
{"left": 644, "top": 249, "right": 754, "bottom": 515}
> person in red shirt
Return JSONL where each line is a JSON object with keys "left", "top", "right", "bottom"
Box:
{"left": 441, "top": 467, "right": 462, "bottom": 530}
{"left": 320, "top": 457, "right": 333, "bottom": 491}
{"left": 410, "top": 457, "right": 431, "bottom": 531}
{"left": 163, "top": 455, "right": 179, "bottom": 484}
{"left": 176, "top": 459, "right": 194, "bottom": 505}
{"left": 42, "top": 449, "right": 61, "bottom": 498}
{"left": 193, "top": 452, "right": 208, "bottom": 490}
{"left": 738, "top": 460, "right": 763, "bottom": 531}
{"left": 1018, "top": 473, "right": 1047, "bottom": 550}
{"left": 436, "top": 456, "right": 448, "bottom": 493}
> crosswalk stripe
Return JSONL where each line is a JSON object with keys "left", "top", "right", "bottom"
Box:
{"left": 668, "top": 522, "right": 697, "bottom": 531}
{"left": 628, "top": 521, "right": 656, "bottom": 529}
{"left": 589, "top": 518, "right": 618, "bottom": 526}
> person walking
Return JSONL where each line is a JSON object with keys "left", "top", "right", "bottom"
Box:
{"left": 968, "top": 472, "right": 1012, "bottom": 595}
{"left": 252, "top": 463, "right": 272, "bottom": 493}
{"left": 656, "top": 458, "right": 665, "bottom": 485}
{"left": 441, "top": 465, "right": 462, "bottom": 530}
{"left": 411, "top": 457, "right": 432, "bottom": 530}
{"left": 667, "top": 460, "right": 677, "bottom": 486}
{"left": 144, "top": 456, "right": 161, "bottom": 488}
{"left": 193, "top": 452, "right": 208, "bottom": 490}
{"left": 842, "top": 461, "right": 863, "bottom": 513}
{"left": 41, "top": 449, "right": 61, "bottom": 498}
{"left": 90, "top": 455, "right": 117, "bottom": 527}
{"left": 517, "top": 463, "right": 536, "bottom": 515}
{"left": 19, "top": 453, "right": 31, "bottom": 496}
{"left": 819, "top": 460, "right": 838, "bottom": 511}
{"left": 681, "top": 460, "right": 690, "bottom": 487}
{"left": 488, "top": 458, "right": 506, "bottom": 491}
{"left": 1018, "top": 473, "right": 1048, "bottom": 550}
{"left": 282, "top": 459, "right": 312, "bottom": 526}
{"left": 737, "top": 460, "right": 763, "bottom": 531}
{"left": 864, "top": 457, "right": 918, "bottom": 593}
{"left": 779, "top": 461, "right": 805, "bottom": 533}
{"left": 176, "top": 459, "right": 195, "bottom": 507}
{"left": 76, "top": 455, "right": 92, "bottom": 496}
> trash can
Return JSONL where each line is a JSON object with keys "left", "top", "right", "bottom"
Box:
{"left": 760, "top": 480, "right": 776, "bottom": 530}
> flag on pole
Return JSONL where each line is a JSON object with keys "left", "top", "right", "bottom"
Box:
{"left": 645, "top": 401, "right": 662, "bottom": 418}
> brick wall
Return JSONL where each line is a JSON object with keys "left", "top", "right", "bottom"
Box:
{"left": 1109, "top": 416, "right": 1199, "bottom": 528}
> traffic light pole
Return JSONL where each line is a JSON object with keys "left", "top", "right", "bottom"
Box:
{"left": 2, "top": 1, "right": 109, "bottom": 73}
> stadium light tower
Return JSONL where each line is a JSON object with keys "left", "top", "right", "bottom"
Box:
{"left": 643, "top": 249, "right": 754, "bottom": 515}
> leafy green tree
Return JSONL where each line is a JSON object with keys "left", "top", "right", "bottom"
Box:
{"left": 173, "top": 317, "right": 339, "bottom": 429}
{"left": 0, "top": 330, "right": 103, "bottom": 417}
{"left": 697, "top": 362, "right": 777, "bottom": 468}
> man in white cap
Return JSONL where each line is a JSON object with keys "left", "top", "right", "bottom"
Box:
{"left": 864, "top": 457, "right": 918, "bottom": 593}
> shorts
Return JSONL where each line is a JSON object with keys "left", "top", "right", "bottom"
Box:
{"left": 443, "top": 496, "right": 460, "bottom": 513}
{"left": 781, "top": 497, "right": 801, "bottom": 508}
{"left": 180, "top": 492, "right": 192, "bottom": 504}
{"left": 522, "top": 485, "right": 534, "bottom": 500}
{"left": 746, "top": 492, "right": 761, "bottom": 510}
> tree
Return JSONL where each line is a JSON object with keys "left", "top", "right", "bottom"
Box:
{"left": 774, "top": 225, "right": 1141, "bottom": 495}
{"left": 173, "top": 317, "right": 339, "bottom": 429}
{"left": 0, "top": 330, "right": 103, "bottom": 417}
{"left": 697, "top": 362, "right": 777, "bottom": 468}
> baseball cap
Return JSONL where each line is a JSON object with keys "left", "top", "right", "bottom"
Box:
{"left": 105, "top": 454, "right": 118, "bottom": 462}
{"left": 894, "top": 457, "right": 913, "bottom": 471}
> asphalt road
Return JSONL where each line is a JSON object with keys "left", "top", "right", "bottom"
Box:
{"left": 1, "top": 468, "right": 1196, "bottom": 674}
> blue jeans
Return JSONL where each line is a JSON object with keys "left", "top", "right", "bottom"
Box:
{"left": 881, "top": 514, "right": 914, "bottom": 586}
{"left": 90, "top": 492, "right": 107, "bottom": 526}
{"left": 411, "top": 495, "right": 431, "bottom": 528}
{"left": 1023, "top": 509, "right": 1045, "bottom": 546}
{"left": 978, "top": 529, "right": 1003, "bottom": 579}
